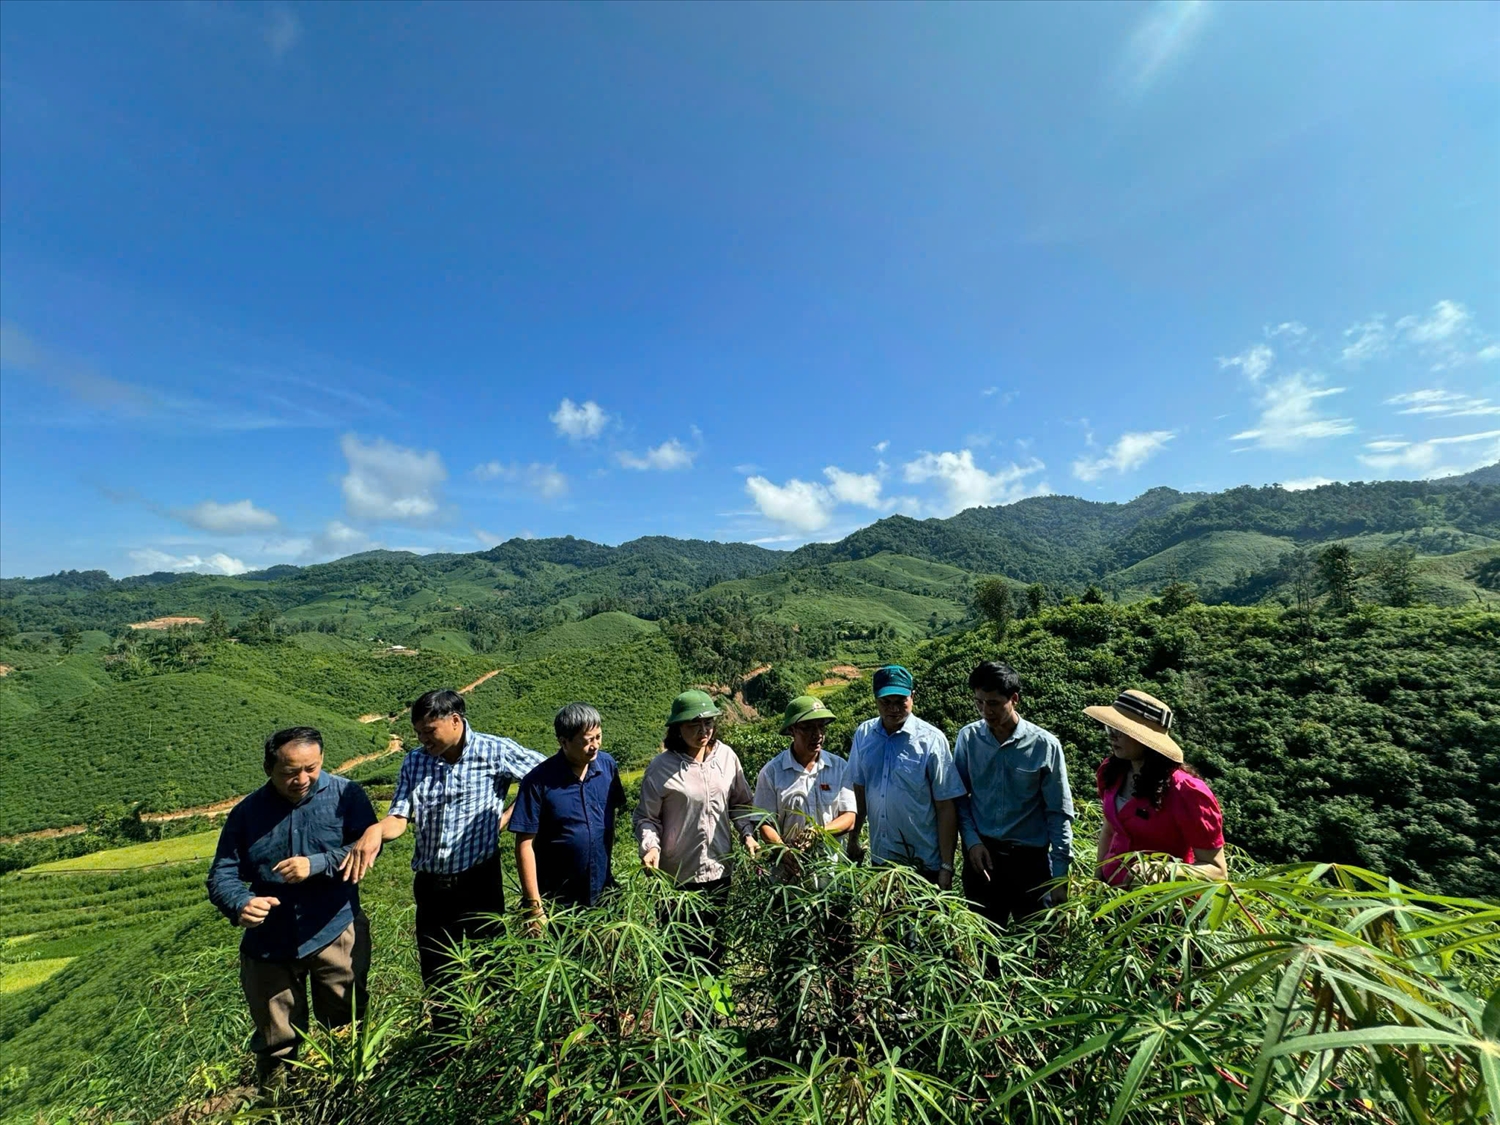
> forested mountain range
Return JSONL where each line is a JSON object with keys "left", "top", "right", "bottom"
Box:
{"left": 4, "top": 472, "right": 1497, "bottom": 645}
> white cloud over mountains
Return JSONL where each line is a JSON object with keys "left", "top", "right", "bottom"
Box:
{"left": 1072, "top": 431, "right": 1175, "bottom": 481}
{"left": 618, "top": 439, "right": 694, "bottom": 471}
{"left": 903, "top": 450, "right": 1046, "bottom": 515}
{"left": 340, "top": 434, "right": 446, "bottom": 522}
{"left": 128, "top": 548, "right": 249, "bottom": 576}
{"left": 550, "top": 398, "right": 610, "bottom": 440}
{"left": 1232, "top": 372, "right": 1355, "bottom": 451}
{"left": 473, "top": 460, "right": 569, "bottom": 500}
{"left": 1358, "top": 430, "right": 1500, "bottom": 479}
{"left": 173, "top": 499, "right": 279, "bottom": 534}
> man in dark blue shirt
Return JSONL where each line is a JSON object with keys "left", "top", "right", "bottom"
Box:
{"left": 509, "top": 703, "right": 626, "bottom": 928}
{"left": 206, "top": 727, "right": 377, "bottom": 1087}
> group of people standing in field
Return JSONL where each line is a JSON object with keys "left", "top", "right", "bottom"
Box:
{"left": 207, "top": 662, "right": 1226, "bottom": 1089}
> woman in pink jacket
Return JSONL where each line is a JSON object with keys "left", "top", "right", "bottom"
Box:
{"left": 1085, "top": 689, "right": 1227, "bottom": 887}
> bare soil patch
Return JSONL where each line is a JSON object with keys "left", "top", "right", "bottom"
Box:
{"left": 128, "top": 616, "right": 205, "bottom": 631}
{"left": 812, "top": 664, "right": 862, "bottom": 688}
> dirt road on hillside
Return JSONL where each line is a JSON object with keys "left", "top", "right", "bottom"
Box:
{"left": 1, "top": 667, "right": 506, "bottom": 844}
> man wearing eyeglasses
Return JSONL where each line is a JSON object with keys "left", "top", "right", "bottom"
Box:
{"left": 954, "top": 661, "right": 1074, "bottom": 926}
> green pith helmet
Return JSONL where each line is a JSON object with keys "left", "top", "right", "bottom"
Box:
{"left": 667, "top": 690, "right": 720, "bottom": 726}
{"left": 781, "top": 694, "right": 836, "bottom": 735}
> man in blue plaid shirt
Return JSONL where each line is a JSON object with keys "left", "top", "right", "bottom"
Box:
{"left": 344, "top": 688, "right": 544, "bottom": 993}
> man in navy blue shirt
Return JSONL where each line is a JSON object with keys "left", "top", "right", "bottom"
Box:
{"left": 509, "top": 702, "right": 627, "bottom": 929}
{"left": 206, "top": 727, "right": 377, "bottom": 1087}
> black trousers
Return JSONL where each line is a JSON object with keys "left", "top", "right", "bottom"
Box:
{"left": 413, "top": 852, "right": 505, "bottom": 990}
{"left": 662, "top": 876, "right": 731, "bottom": 974}
{"left": 963, "top": 838, "right": 1051, "bottom": 926}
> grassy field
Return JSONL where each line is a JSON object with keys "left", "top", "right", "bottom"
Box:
{"left": 0, "top": 958, "right": 74, "bottom": 995}
{"left": 25, "top": 831, "right": 221, "bottom": 873}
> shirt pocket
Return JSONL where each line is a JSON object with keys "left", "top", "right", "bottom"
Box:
{"left": 246, "top": 830, "right": 286, "bottom": 882}
{"left": 892, "top": 750, "right": 929, "bottom": 797}
{"left": 1004, "top": 766, "right": 1044, "bottom": 807}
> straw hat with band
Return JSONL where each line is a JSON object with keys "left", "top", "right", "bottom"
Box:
{"left": 1083, "top": 689, "right": 1183, "bottom": 763}
{"left": 780, "top": 695, "right": 836, "bottom": 734}
{"left": 667, "top": 690, "right": 720, "bottom": 726}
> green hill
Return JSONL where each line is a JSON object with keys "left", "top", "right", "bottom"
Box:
{"left": 0, "top": 673, "right": 390, "bottom": 835}
{"left": 1111, "top": 530, "right": 1295, "bottom": 598}
{"left": 509, "top": 610, "right": 660, "bottom": 661}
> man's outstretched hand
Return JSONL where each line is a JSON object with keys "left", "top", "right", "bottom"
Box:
{"left": 341, "top": 828, "right": 383, "bottom": 883}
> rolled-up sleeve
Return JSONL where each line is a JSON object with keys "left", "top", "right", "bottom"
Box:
{"left": 1043, "top": 738, "right": 1076, "bottom": 878}
{"left": 389, "top": 753, "right": 416, "bottom": 820}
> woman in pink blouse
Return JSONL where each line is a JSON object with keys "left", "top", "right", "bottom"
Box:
{"left": 1084, "top": 689, "right": 1227, "bottom": 887}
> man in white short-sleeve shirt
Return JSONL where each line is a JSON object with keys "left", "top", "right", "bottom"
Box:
{"left": 753, "top": 695, "right": 857, "bottom": 885}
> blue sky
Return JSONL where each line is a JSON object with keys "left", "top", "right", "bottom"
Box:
{"left": 1, "top": 1, "right": 1496, "bottom": 578}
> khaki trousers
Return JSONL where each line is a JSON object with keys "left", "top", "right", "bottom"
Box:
{"left": 239, "top": 915, "right": 370, "bottom": 1077}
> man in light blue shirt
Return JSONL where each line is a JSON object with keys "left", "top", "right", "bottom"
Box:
{"left": 955, "top": 661, "right": 1074, "bottom": 925}
{"left": 847, "top": 665, "right": 965, "bottom": 888}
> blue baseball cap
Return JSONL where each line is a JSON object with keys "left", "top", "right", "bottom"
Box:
{"left": 873, "top": 665, "right": 914, "bottom": 698}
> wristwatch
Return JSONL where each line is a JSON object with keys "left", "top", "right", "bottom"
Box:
{"left": 939, "top": 862, "right": 955, "bottom": 873}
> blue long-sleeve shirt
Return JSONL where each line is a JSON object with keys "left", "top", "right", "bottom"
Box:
{"left": 953, "top": 717, "right": 1075, "bottom": 878}
{"left": 206, "top": 772, "right": 377, "bottom": 961}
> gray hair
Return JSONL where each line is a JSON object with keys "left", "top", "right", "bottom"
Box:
{"left": 554, "top": 702, "right": 602, "bottom": 742}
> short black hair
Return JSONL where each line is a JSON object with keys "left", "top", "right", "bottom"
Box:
{"left": 264, "top": 727, "right": 323, "bottom": 772}
{"left": 968, "top": 661, "right": 1021, "bottom": 697}
{"left": 411, "top": 689, "right": 466, "bottom": 724}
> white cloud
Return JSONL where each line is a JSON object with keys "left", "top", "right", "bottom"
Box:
{"left": 1343, "top": 301, "right": 1495, "bottom": 370}
{"left": 1218, "top": 343, "right": 1274, "bottom": 383}
{"left": 1385, "top": 390, "right": 1500, "bottom": 418}
{"left": 549, "top": 398, "right": 609, "bottom": 440}
{"left": 1267, "top": 321, "right": 1308, "bottom": 340}
{"left": 617, "top": 439, "right": 694, "bottom": 471}
{"left": 311, "top": 520, "right": 374, "bottom": 560}
{"left": 823, "top": 466, "right": 884, "bottom": 510}
{"left": 1072, "top": 430, "right": 1175, "bottom": 482}
{"left": 1340, "top": 317, "right": 1389, "bottom": 366}
{"left": 1358, "top": 430, "right": 1500, "bottom": 479}
{"left": 473, "top": 460, "right": 569, "bottom": 500}
{"left": 745, "top": 476, "right": 834, "bottom": 532}
{"left": 1232, "top": 373, "right": 1355, "bottom": 450}
{"left": 128, "top": 548, "right": 249, "bottom": 576}
{"left": 1397, "top": 300, "right": 1470, "bottom": 346}
{"left": 902, "top": 450, "right": 1046, "bottom": 515}
{"left": 340, "top": 434, "right": 446, "bottom": 522}
{"left": 474, "top": 528, "right": 504, "bottom": 548}
{"left": 173, "top": 499, "right": 279, "bottom": 534}
{"left": 981, "top": 386, "right": 999, "bottom": 397}
{"left": 873, "top": 441, "right": 889, "bottom": 454}
{"left": 1279, "top": 477, "right": 1335, "bottom": 491}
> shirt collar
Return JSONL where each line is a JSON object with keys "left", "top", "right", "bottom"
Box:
{"left": 977, "top": 715, "right": 1030, "bottom": 748}
{"left": 552, "top": 750, "right": 601, "bottom": 781}
{"left": 779, "top": 747, "right": 826, "bottom": 774}
{"left": 877, "top": 713, "right": 919, "bottom": 738}
{"left": 270, "top": 769, "right": 330, "bottom": 808}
